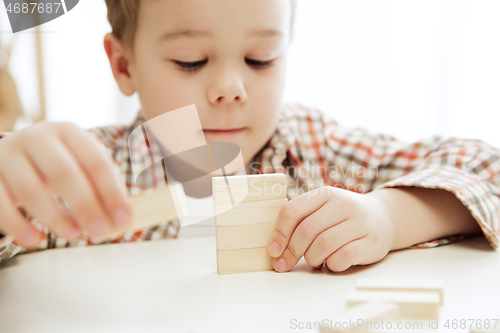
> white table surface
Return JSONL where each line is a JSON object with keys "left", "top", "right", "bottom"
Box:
{"left": 0, "top": 234, "right": 499, "bottom": 333}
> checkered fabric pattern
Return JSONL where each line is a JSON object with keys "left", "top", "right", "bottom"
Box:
{"left": 1, "top": 103, "right": 499, "bottom": 263}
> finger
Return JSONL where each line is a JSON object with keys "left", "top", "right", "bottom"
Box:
{"left": 60, "top": 126, "right": 131, "bottom": 228}
{"left": 0, "top": 180, "right": 42, "bottom": 249}
{"left": 325, "top": 237, "right": 368, "bottom": 272}
{"left": 304, "top": 219, "right": 367, "bottom": 268}
{"left": 272, "top": 200, "right": 352, "bottom": 272}
{"left": 0, "top": 155, "right": 81, "bottom": 240}
{"left": 25, "top": 138, "right": 113, "bottom": 238}
{"left": 267, "top": 186, "right": 342, "bottom": 258}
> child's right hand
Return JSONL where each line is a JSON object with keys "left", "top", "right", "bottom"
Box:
{"left": 0, "top": 122, "right": 131, "bottom": 249}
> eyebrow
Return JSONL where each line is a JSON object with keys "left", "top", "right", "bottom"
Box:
{"left": 158, "top": 28, "right": 284, "bottom": 42}
{"left": 247, "top": 28, "right": 284, "bottom": 39}
{"left": 159, "top": 29, "right": 211, "bottom": 42}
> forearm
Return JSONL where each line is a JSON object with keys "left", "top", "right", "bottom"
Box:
{"left": 366, "top": 186, "right": 482, "bottom": 251}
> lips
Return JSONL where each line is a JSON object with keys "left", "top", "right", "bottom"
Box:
{"left": 203, "top": 128, "right": 246, "bottom": 135}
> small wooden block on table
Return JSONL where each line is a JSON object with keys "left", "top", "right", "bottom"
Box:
{"left": 92, "top": 183, "right": 188, "bottom": 243}
{"left": 471, "top": 328, "right": 500, "bottom": 333}
{"left": 213, "top": 173, "right": 287, "bottom": 275}
{"left": 356, "top": 278, "right": 444, "bottom": 304}
{"left": 347, "top": 290, "right": 440, "bottom": 319}
{"left": 320, "top": 279, "right": 445, "bottom": 331}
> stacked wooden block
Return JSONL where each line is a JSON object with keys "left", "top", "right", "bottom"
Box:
{"left": 320, "top": 279, "right": 444, "bottom": 332}
{"left": 212, "top": 173, "right": 287, "bottom": 275}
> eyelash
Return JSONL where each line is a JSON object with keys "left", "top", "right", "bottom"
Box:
{"left": 173, "top": 59, "right": 208, "bottom": 71}
{"left": 173, "top": 58, "right": 274, "bottom": 72}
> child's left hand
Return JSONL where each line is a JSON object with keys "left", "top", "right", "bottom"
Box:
{"left": 266, "top": 186, "right": 395, "bottom": 272}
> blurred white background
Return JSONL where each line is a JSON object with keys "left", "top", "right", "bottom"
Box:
{"left": 1, "top": 0, "right": 499, "bottom": 145}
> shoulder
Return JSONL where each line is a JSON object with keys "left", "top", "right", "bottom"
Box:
{"left": 272, "top": 103, "right": 338, "bottom": 149}
{"left": 279, "top": 102, "right": 335, "bottom": 123}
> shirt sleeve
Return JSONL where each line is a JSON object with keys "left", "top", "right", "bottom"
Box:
{"left": 322, "top": 115, "right": 500, "bottom": 250}
{"left": 0, "top": 229, "right": 21, "bottom": 263}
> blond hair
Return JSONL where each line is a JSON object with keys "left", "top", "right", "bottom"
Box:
{"left": 104, "top": 0, "right": 297, "bottom": 51}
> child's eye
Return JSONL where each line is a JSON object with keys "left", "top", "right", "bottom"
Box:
{"left": 245, "top": 58, "right": 274, "bottom": 68}
{"left": 173, "top": 59, "right": 208, "bottom": 72}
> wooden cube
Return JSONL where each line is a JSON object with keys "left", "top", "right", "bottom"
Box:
{"left": 214, "top": 199, "right": 288, "bottom": 227}
{"left": 92, "top": 183, "right": 188, "bottom": 243}
{"left": 213, "top": 173, "right": 286, "bottom": 205}
{"left": 356, "top": 278, "right": 444, "bottom": 304}
{"left": 217, "top": 247, "right": 274, "bottom": 275}
{"left": 471, "top": 329, "right": 500, "bottom": 333}
{"left": 346, "top": 291, "right": 440, "bottom": 319}
{"left": 216, "top": 223, "right": 277, "bottom": 251}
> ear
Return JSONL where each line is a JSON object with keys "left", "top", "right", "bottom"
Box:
{"left": 103, "top": 33, "right": 136, "bottom": 96}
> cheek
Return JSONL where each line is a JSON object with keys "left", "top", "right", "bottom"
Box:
{"left": 251, "top": 67, "right": 286, "bottom": 128}
{"left": 242, "top": 94, "right": 282, "bottom": 163}
{"left": 133, "top": 57, "right": 201, "bottom": 119}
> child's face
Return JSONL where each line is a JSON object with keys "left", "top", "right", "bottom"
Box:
{"left": 126, "top": 0, "right": 292, "bottom": 166}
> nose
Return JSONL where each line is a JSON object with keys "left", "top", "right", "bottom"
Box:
{"left": 207, "top": 71, "right": 248, "bottom": 105}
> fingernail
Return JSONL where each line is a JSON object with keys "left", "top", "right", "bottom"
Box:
{"left": 113, "top": 208, "right": 130, "bottom": 228}
{"left": 65, "top": 224, "right": 80, "bottom": 239}
{"left": 268, "top": 242, "right": 280, "bottom": 256}
{"left": 274, "top": 258, "right": 287, "bottom": 272}
{"left": 20, "top": 229, "right": 39, "bottom": 246}
{"left": 89, "top": 220, "right": 108, "bottom": 237}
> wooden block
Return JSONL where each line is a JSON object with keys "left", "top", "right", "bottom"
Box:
{"left": 213, "top": 173, "right": 286, "bottom": 205}
{"left": 213, "top": 174, "right": 287, "bottom": 274}
{"left": 356, "top": 279, "right": 444, "bottom": 304}
{"left": 471, "top": 328, "right": 500, "bottom": 333}
{"left": 320, "top": 302, "right": 400, "bottom": 332}
{"left": 216, "top": 223, "right": 276, "bottom": 250}
{"left": 347, "top": 291, "right": 440, "bottom": 319}
{"left": 92, "top": 183, "right": 188, "bottom": 243}
{"left": 214, "top": 198, "right": 287, "bottom": 227}
{"left": 217, "top": 247, "right": 273, "bottom": 275}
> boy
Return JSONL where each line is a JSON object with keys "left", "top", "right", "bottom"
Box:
{"left": 0, "top": 0, "right": 498, "bottom": 273}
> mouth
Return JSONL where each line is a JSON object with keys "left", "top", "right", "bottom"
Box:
{"left": 203, "top": 128, "right": 246, "bottom": 136}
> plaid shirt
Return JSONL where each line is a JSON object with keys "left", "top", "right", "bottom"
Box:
{"left": 1, "top": 103, "right": 499, "bottom": 263}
